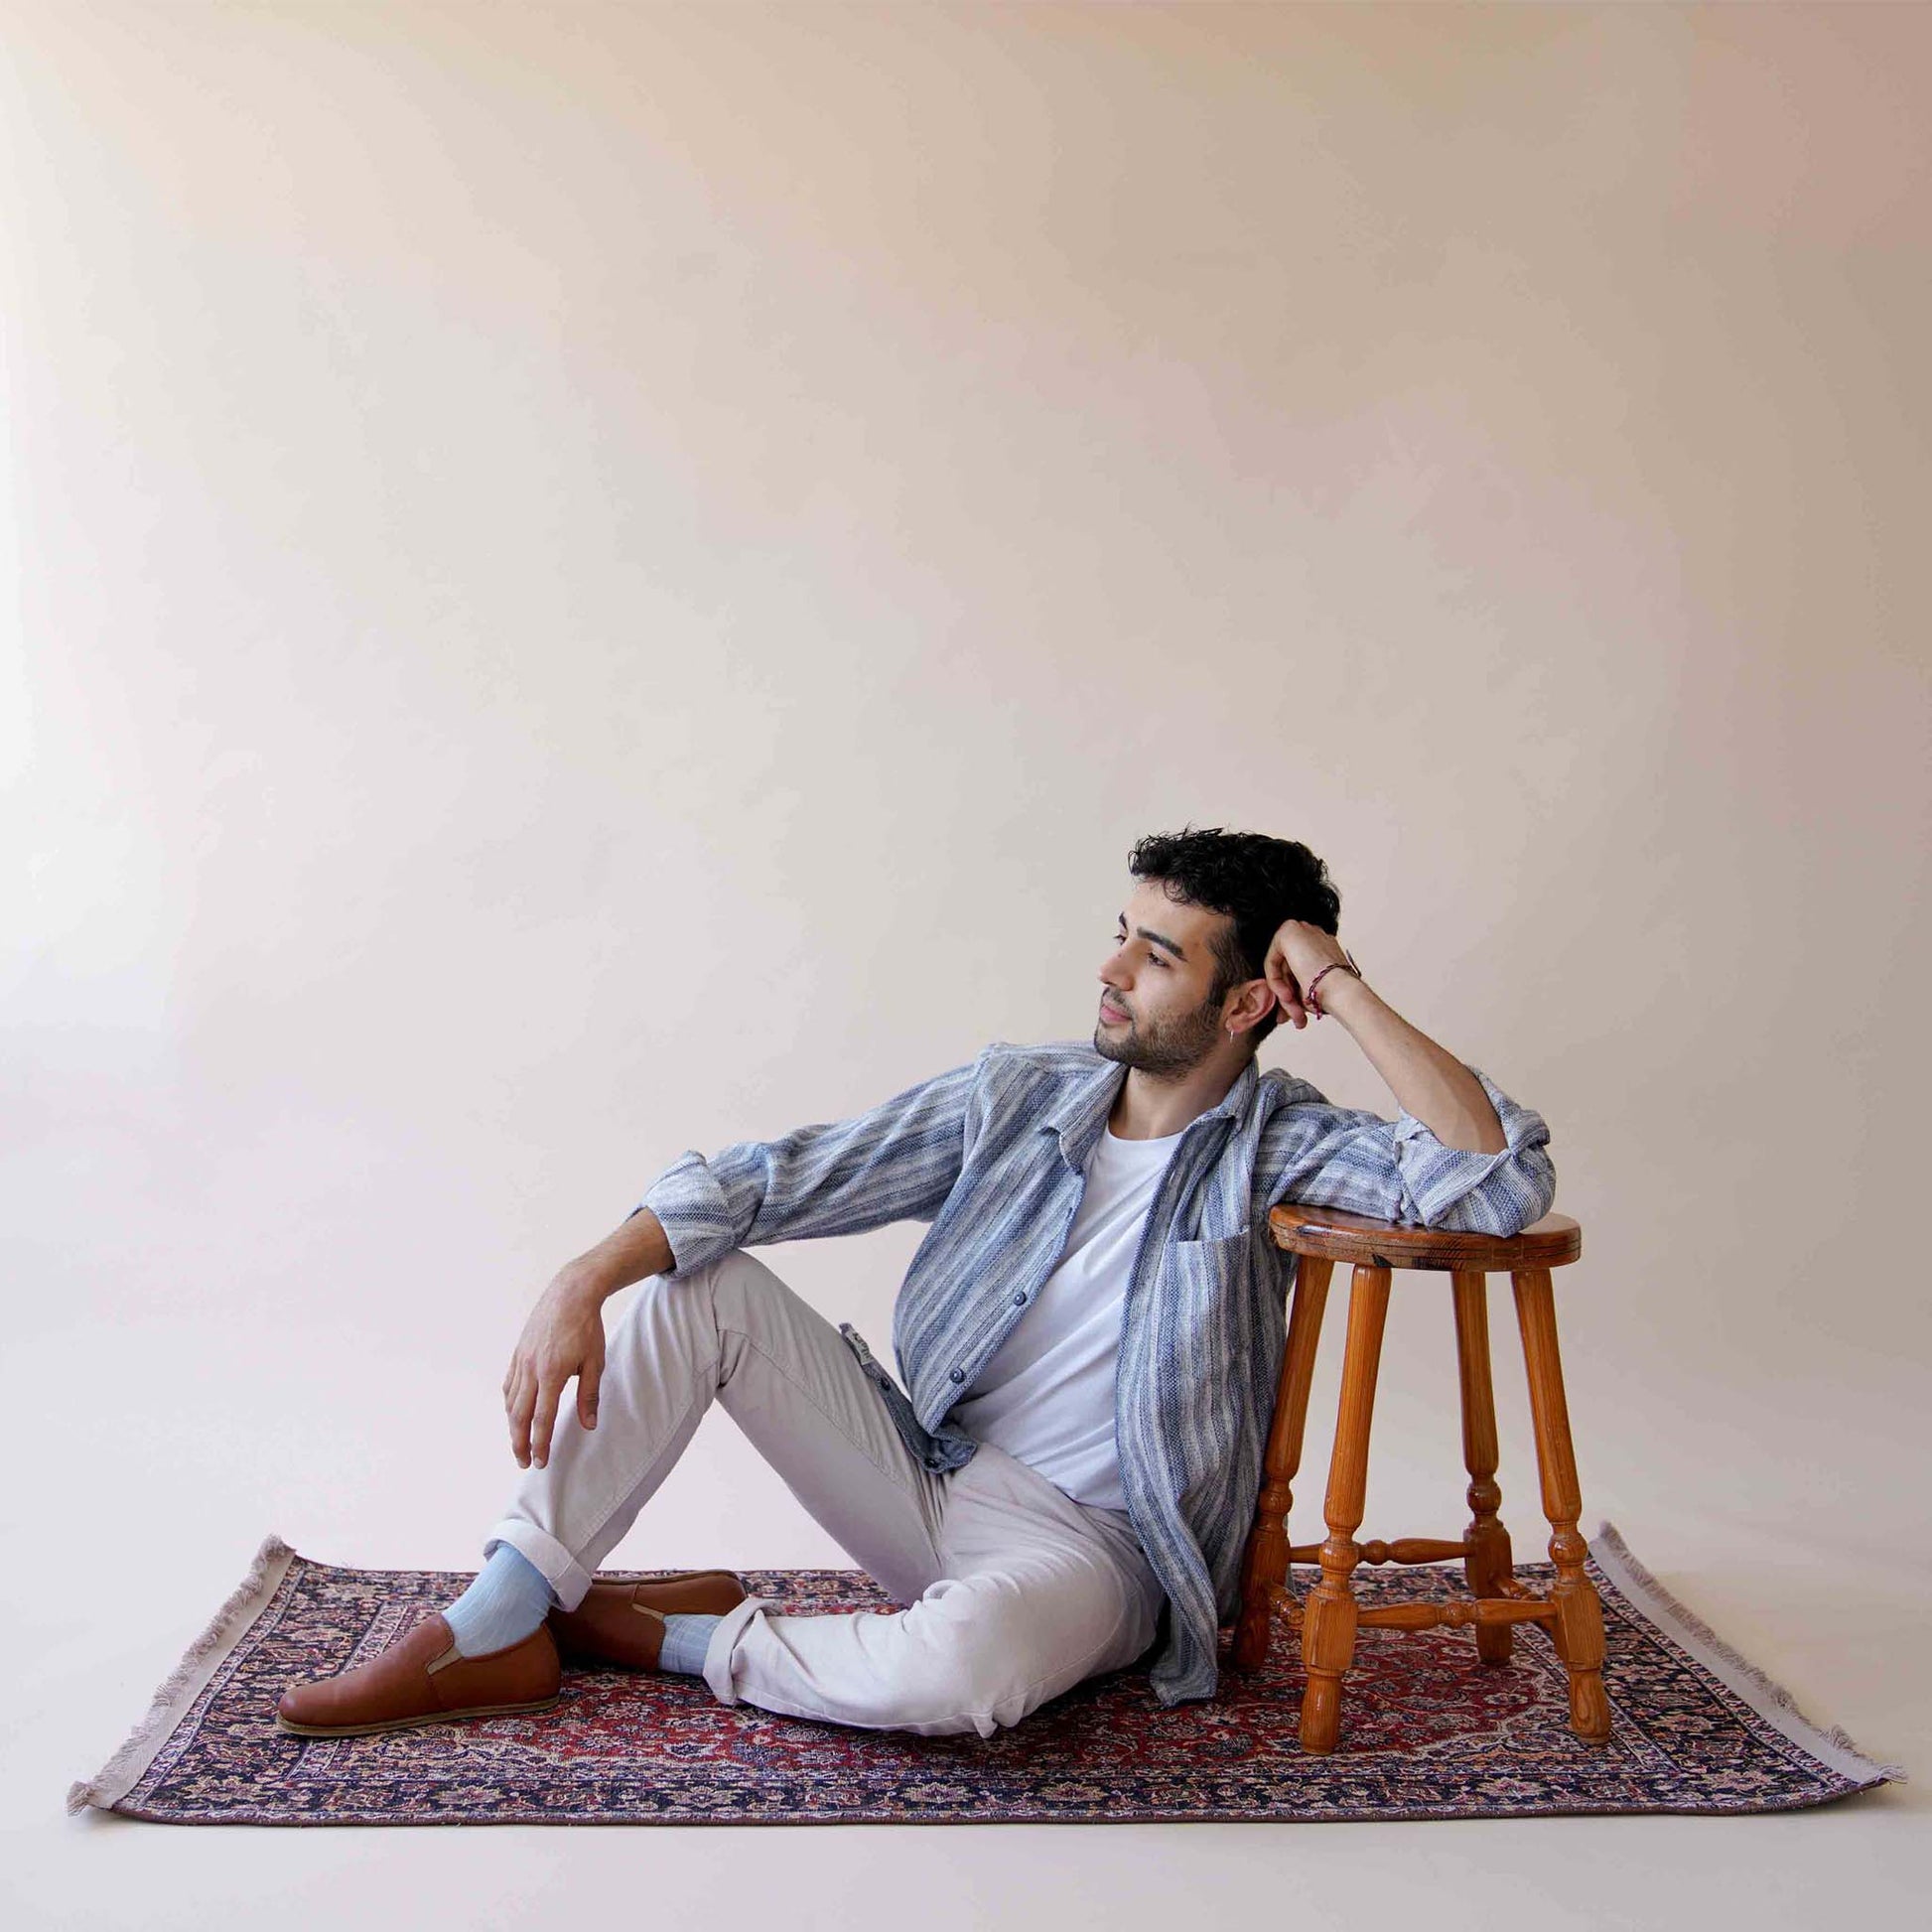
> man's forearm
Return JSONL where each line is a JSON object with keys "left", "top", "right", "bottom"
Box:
{"left": 1314, "top": 974, "right": 1508, "bottom": 1154}
{"left": 558, "top": 1206, "right": 677, "bottom": 1304}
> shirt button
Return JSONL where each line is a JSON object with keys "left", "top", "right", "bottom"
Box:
{"left": 1012, "top": 1291, "right": 1027, "bottom": 1305}
{"left": 950, "top": 1368, "right": 965, "bottom": 1383}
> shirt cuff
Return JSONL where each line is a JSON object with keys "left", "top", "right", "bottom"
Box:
{"left": 1391, "top": 1065, "right": 1557, "bottom": 1234}
{"left": 635, "top": 1150, "right": 743, "bottom": 1279}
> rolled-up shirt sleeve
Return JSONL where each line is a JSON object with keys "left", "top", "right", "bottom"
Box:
{"left": 1265, "top": 1064, "right": 1557, "bottom": 1237}
{"left": 632, "top": 1048, "right": 986, "bottom": 1279}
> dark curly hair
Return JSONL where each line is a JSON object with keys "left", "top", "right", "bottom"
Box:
{"left": 1128, "top": 824, "right": 1341, "bottom": 1047}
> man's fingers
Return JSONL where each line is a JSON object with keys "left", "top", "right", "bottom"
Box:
{"left": 578, "top": 1358, "right": 602, "bottom": 1430}
{"left": 509, "top": 1371, "right": 537, "bottom": 1467}
{"left": 532, "top": 1376, "right": 562, "bottom": 1469}
{"left": 1270, "top": 976, "right": 1309, "bottom": 1031}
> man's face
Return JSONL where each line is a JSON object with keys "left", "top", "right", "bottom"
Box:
{"left": 1094, "top": 880, "right": 1242, "bottom": 1075}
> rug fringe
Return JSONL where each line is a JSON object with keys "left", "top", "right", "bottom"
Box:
{"left": 67, "top": 1531, "right": 298, "bottom": 1817}
{"left": 1587, "top": 1518, "right": 1907, "bottom": 1786}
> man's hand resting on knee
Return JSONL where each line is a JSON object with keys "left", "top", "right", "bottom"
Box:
{"left": 502, "top": 1207, "right": 676, "bottom": 1468}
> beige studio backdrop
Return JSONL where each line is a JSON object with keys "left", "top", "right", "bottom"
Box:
{"left": 5, "top": 0, "right": 1929, "bottom": 1889}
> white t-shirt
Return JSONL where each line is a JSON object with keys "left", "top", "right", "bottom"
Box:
{"left": 948, "top": 1118, "right": 1186, "bottom": 1512}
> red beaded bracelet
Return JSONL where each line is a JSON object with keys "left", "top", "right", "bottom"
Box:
{"left": 1303, "top": 951, "right": 1362, "bottom": 1019}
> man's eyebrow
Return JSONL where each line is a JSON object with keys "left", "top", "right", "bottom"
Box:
{"left": 1116, "top": 910, "right": 1187, "bottom": 962}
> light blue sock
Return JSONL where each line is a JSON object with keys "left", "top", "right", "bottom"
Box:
{"left": 443, "top": 1542, "right": 558, "bottom": 1657}
{"left": 657, "top": 1611, "right": 722, "bottom": 1676}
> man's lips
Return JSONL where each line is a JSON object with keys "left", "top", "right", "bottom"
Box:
{"left": 1099, "top": 1000, "right": 1129, "bottom": 1024}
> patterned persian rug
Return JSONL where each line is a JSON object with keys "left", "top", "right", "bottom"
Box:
{"left": 69, "top": 1521, "right": 1900, "bottom": 1826}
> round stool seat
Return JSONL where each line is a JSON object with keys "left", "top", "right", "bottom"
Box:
{"left": 1266, "top": 1203, "right": 1581, "bottom": 1272}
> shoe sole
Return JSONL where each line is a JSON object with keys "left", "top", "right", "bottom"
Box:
{"left": 273, "top": 1694, "right": 562, "bottom": 1738}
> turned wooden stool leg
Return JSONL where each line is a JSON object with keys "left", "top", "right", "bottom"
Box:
{"left": 1450, "top": 1269, "right": 1515, "bottom": 1665}
{"left": 1235, "top": 1256, "right": 1333, "bottom": 1671}
{"left": 1511, "top": 1266, "right": 1612, "bottom": 1742}
{"left": 1299, "top": 1261, "right": 1391, "bottom": 1753}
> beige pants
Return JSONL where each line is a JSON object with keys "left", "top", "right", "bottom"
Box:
{"left": 485, "top": 1247, "right": 1167, "bottom": 1738}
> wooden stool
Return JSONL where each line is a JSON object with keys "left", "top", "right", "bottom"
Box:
{"left": 1230, "top": 1203, "right": 1610, "bottom": 1753}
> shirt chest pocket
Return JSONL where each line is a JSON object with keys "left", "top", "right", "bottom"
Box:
{"left": 1168, "top": 1227, "right": 1253, "bottom": 1297}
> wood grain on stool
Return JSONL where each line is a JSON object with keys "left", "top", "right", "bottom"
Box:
{"left": 1299, "top": 1260, "right": 1392, "bottom": 1753}
{"left": 1452, "top": 1269, "right": 1514, "bottom": 1665}
{"left": 1230, "top": 1202, "right": 1608, "bottom": 1753}
{"left": 1232, "top": 1254, "right": 1332, "bottom": 1671}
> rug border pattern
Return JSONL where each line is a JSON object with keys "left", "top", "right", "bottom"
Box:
{"left": 68, "top": 1531, "right": 298, "bottom": 1815}
{"left": 1584, "top": 1522, "right": 1903, "bottom": 1787}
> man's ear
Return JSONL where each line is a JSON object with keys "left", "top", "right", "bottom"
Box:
{"left": 1231, "top": 978, "right": 1276, "bottom": 1033}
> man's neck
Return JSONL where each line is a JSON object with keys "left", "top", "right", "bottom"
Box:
{"left": 1107, "top": 1052, "right": 1247, "bottom": 1141}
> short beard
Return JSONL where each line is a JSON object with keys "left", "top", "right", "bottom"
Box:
{"left": 1092, "top": 989, "right": 1227, "bottom": 1077}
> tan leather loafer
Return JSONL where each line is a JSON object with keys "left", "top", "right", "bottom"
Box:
{"left": 547, "top": 1569, "right": 750, "bottom": 1671}
{"left": 275, "top": 1612, "right": 562, "bottom": 1736}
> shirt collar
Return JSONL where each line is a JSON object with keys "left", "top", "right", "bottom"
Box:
{"left": 1038, "top": 1048, "right": 1260, "bottom": 1171}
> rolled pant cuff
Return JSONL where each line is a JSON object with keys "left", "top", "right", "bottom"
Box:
{"left": 700, "top": 1592, "right": 781, "bottom": 1707}
{"left": 483, "top": 1521, "right": 596, "bottom": 1613}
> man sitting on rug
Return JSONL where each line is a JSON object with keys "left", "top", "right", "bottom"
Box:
{"left": 275, "top": 825, "right": 1557, "bottom": 1740}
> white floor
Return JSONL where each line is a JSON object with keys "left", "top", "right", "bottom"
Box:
{"left": 12, "top": 1300, "right": 1926, "bottom": 1932}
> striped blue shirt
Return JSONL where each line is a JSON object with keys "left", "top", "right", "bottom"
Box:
{"left": 637, "top": 1036, "right": 1557, "bottom": 1709}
